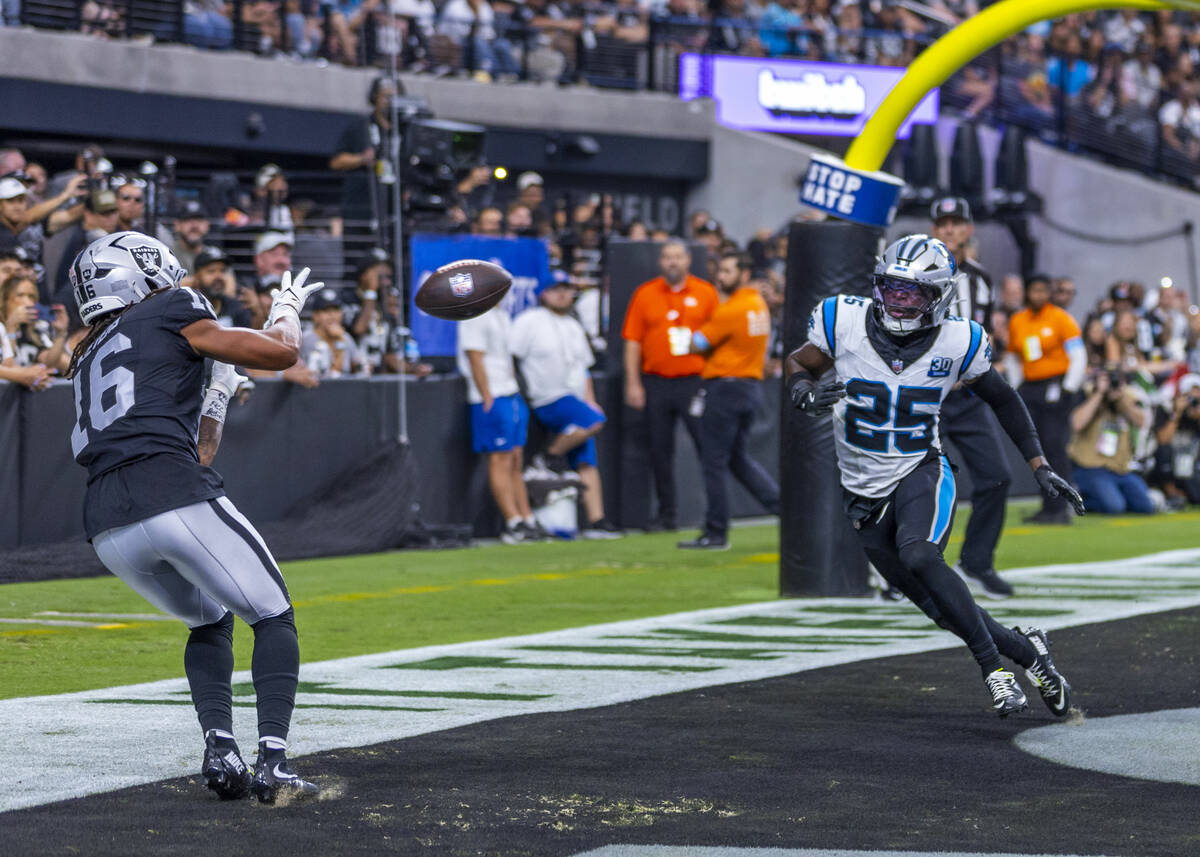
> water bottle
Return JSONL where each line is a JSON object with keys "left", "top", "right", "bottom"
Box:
{"left": 404, "top": 336, "right": 420, "bottom": 364}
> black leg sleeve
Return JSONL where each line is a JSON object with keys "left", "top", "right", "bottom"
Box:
{"left": 250, "top": 608, "right": 300, "bottom": 742}
{"left": 185, "top": 611, "right": 235, "bottom": 735}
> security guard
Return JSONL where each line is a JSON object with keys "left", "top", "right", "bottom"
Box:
{"left": 622, "top": 239, "right": 718, "bottom": 531}
{"left": 678, "top": 251, "right": 779, "bottom": 550}
{"left": 929, "top": 197, "right": 1013, "bottom": 598}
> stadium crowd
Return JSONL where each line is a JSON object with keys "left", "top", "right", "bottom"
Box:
{"left": 10, "top": 3, "right": 1200, "bottom": 182}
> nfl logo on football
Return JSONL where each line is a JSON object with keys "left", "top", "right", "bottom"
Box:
{"left": 449, "top": 272, "right": 475, "bottom": 298}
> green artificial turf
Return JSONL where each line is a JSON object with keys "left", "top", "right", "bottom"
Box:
{"left": 1, "top": 503, "right": 1198, "bottom": 699}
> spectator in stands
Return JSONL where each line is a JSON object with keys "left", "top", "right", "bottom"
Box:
{"left": 511, "top": 275, "right": 622, "bottom": 538}
{"left": 301, "top": 288, "right": 368, "bottom": 378}
{"left": 110, "top": 173, "right": 146, "bottom": 233}
{"left": 1068, "top": 366, "right": 1155, "bottom": 514}
{"left": 622, "top": 239, "right": 718, "bottom": 531}
{"left": 1007, "top": 273, "right": 1086, "bottom": 524}
{"left": 286, "top": 0, "right": 324, "bottom": 57}
{"left": 253, "top": 230, "right": 294, "bottom": 292}
{"left": 472, "top": 206, "right": 504, "bottom": 236}
{"left": 707, "top": 0, "right": 762, "bottom": 56}
{"left": 0, "top": 246, "right": 26, "bottom": 286}
{"left": 505, "top": 202, "right": 535, "bottom": 237}
{"left": 1, "top": 271, "right": 70, "bottom": 374}
{"left": 167, "top": 199, "right": 211, "bottom": 275}
{"left": 1151, "top": 373, "right": 1200, "bottom": 508}
{"left": 1, "top": 0, "right": 18, "bottom": 28}
{"left": 515, "top": 172, "right": 546, "bottom": 218}
{"left": 1159, "top": 78, "right": 1200, "bottom": 178}
{"left": 0, "top": 176, "right": 44, "bottom": 287}
{"left": 456, "top": 303, "right": 543, "bottom": 543}
{"left": 758, "top": 0, "right": 806, "bottom": 58}
{"left": 510, "top": 0, "right": 581, "bottom": 84}
{"left": 1082, "top": 314, "right": 1109, "bottom": 369}
{"left": 252, "top": 164, "right": 294, "bottom": 230}
{"left": 184, "top": 0, "right": 234, "bottom": 49}
{"left": 1122, "top": 42, "right": 1164, "bottom": 112}
{"left": 1084, "top": 46, "right": 1128, "bottom": 121}
{"left": 1104, "top": 8, "right": 1146, "bottom": 55}
{"left": 1152, "top": 283, "right": 1191, "bottom": 361}
{"left": 1047, "top": 33, "right": 1093, "bottom": 99}
{"left": 438, "top": 0, "right": 519, "bottom": 80}
{"left": 1051, "top": 276, "right": 1078, "bottom": 311}
{"left": 192, "top": 247, "right": 253, "bottom": 328}
{"left": 998, "top": 273, "right": 1025, "bottom": 313}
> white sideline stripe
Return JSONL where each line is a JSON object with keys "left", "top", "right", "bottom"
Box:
{"left": 574, "top": 849, "right": 1122, "bottom": 857}
{"left": 0, "top": 618, "right": 117, "bottom": 628}
{"left": 35, "top": 611, "right": 175, "bottom": 621}
{"left": 4, "top": 548, "right": 1200, "bottom": 814}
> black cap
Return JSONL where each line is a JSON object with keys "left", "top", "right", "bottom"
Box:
{"left": 193, "top": 246, "right": 228, "bottom": 271}
{"left": 310, "top": 288, "right": 342, "bottom": 311}
{"left": 356, "top": 247, "right": 391, "bottom": 277}
{"left": 176, "top": 199, "right": 207, "bottom": 220}
{"left": 931, "top": 197, "right": 972, "bottom": 223}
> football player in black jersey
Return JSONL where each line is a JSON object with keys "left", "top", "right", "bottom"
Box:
{"left": 66, "top": 231, "right": 325, "bottom": 804}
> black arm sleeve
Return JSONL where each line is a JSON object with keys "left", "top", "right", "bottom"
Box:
{"left": 966, "top": 368, "right": 1045, "bottom": 461}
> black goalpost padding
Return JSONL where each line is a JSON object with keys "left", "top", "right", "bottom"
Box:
{"left": 779, "top": 220, "right": 880, "bottom": 597}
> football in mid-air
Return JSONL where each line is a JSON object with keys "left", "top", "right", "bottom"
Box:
{"left": 414, "top": 259, "right": 512, "bottom": 320}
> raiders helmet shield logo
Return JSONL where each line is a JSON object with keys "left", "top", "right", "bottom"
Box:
{"left": 131, "top": 246, "right": 162, "bottom": 274}
{"left": 891, "top": 358, "right": 905, "bottom": 374}
{"left": 449, "top": 272, "right": 475, "bottom": 298}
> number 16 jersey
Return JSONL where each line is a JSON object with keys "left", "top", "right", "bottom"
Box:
{"left": 806, "top": 295, "right": 991, "bottom": 498}
{"left": 71, "top": 287, "right": 225, "bottom": 538}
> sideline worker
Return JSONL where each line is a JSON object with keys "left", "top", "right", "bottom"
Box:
{"left": 1006, "top": 273, "right": 1085, "bottom": 524}
{"left": 622, "top": 239, "right": 718, "bottom": 531}
{"left": 678, "top": 251, "right": 780, "bottom": 550}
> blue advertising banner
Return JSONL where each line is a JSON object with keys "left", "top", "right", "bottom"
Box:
{"left": 409, "top": 234, "right": 552, "bottom": 357}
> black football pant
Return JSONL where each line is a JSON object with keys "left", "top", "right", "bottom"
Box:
{"left": 1019, "top": 377, "right": 1074, "bottom": 514}
{"left": 849, "top": 454, "right": 1035, "bottom": 677}
{"left": 699, "top": 377, "right": 780, "bottom": 537}
{"left": 643, "top": 373, "right": 704, "bottom": 525}
{"left": 940, "top": 388, "right": 1011, "bottom": 574}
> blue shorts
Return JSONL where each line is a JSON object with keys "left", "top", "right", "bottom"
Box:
{"left": 533, "top": 395, "right": 605, "bottom": 469}
{"left": 469, "top": 394, "right": 529, "bottom": 454}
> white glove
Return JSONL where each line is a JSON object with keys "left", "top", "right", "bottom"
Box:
{"left": 202, "top": 361, "right": 252, "bottom": 424}
{"left": 265, "top": 267, "right": 324, "bottom": 328}
{"left": 208, "top": 360, "right": 250, "bottom": 401}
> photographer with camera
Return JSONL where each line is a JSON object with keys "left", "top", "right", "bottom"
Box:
{"left": 1150, "top": 374, "right": 1200, "bottom": 508}
{"left": 1067, "top": 366, "right": 1156, "bottom": 515}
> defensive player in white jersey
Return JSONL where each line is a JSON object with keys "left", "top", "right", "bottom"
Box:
{"left": 784, "top": 235, "right": 1085, "bottom": 718}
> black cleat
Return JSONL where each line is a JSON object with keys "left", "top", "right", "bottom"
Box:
{"left": 954, "top": 563, "right": 1014, "bottom": 599}
{"left": 201, "top": 730, "right": 252, "bottom": 800}
{"left": 1019, "top": 626, "right": 1072, "bottom": 717}
{"left": 984, "top": 668, "right": 1029, "bottom": 718}
{"left": 677, "top": 533, "right": 730, "bottom": 550}
{"left": 251, "top": 743, "right": 320, "bottom": 804}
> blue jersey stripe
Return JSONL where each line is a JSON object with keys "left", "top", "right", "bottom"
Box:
{"left": 929, "top": 456, "right": 957, "bottom": 544}
{"left": 822, "top": 296, "right": 838, "bottom": 357}
{"left": 958, "top": 320, "right": 983, "bottom": 378}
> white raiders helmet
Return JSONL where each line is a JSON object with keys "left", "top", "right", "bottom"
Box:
{"left": 70, "top": 231, "right": 185, "bottom": 326}
{"left": 871, "top": 234, "right": 958, "bottom": 336}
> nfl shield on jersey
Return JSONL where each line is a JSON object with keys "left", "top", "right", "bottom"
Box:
{"left": 807, "top": 295, "right": 990, "bottom": 498}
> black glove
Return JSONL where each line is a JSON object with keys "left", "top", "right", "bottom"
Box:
{"left": 791, "top": 379, "right": 846, "bottom": 416}
{"left": 1034, "top": 465, "right": 1086, "bottom": 516}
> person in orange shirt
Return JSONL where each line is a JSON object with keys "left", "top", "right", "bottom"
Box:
{"left": 622, "top": 240, "right": 719, "bottom": 530}
{"left": 1006, "top": 273, "right": 1087, "bottom": 524}
{"left": 679, "top": 251, "right": 780, "bottom": 550}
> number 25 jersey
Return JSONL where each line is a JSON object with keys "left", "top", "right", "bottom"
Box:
{"left": 807, "top": 295, "right": 991, "bottom": 498}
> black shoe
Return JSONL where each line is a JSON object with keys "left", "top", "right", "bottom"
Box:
{"left": 499, "top": 524, "right": 527, "bottom": 545}
{"left": 201, "top": 730, "right": 252, "bottom": 800}
{"left": 1023, "top": 508, "right": 1071, "bottom": 525}
{"left": 251, "top": 743, "right": 320, "bottom": 804}
{"left": 644, "top": 516, "right": 677, "bottom": 533}
{"left": 677, "top": 533, "right": 730, "bottom": 550}
{"left": 1018, "top": 627, "right": 1072, "bottom": 717}
{"left": 581, "top": 518, "right": 623, "bottom": 539}
{"left": 519, "top": 520, "right": 555, "bottom": 542}
{"left": 984, "top": 668, "right": 1029, "bottom": 718}
{"left": 953, "top": 563, "right": 1014, "bottom": 599}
